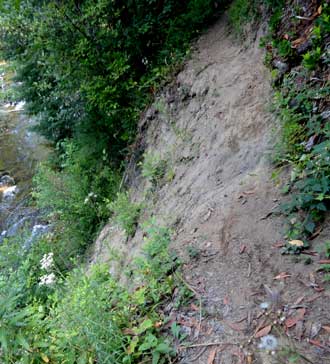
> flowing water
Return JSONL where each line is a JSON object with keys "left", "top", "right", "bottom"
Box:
{"left": 0, "top": 101, "right": 50, "bottom": 245}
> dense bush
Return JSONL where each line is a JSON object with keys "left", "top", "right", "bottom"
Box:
{"left": 264, "top": 1, "right": 330, "bottom": 245}
{"left": 0, "top": 0, "right": 225, "bottom": 159}
{"left": 0, "top": 223, "right": 183, "bottom": 363}
{"left": 32, "top": 141, "right": 121, "bottom": 266}
{"left": 0, "top": 0, "right": 228, "bottom": 258}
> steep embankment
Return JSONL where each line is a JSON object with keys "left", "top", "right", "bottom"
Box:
{"left": 91, "top": 18, "right": 330, "bottom": 364}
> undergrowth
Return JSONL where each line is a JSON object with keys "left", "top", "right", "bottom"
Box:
{"left": 263, "top": 1, "right": 330, "bottom": 250}
{"left": 108, "top": 192, "right": 142, "bottom": 237}
{"left": 0, "top": 222, "right": 186, "bottom": 363}
{"left": 32, "top": 141, "right": 121, "bottom": 267}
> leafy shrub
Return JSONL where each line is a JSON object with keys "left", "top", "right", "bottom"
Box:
{"left": 108, "top": 192, "right": 142, "bottom": 237}
{"left": 228, "top": 0, "right": 284, "bottom": 36}
{"left": 0, "top": 223, "right": 183, "bottom": 364}
{"left": 33, "top": 141, "right": 120, "bottom": 263}
{"left": 265, "top": 1, "right": 330, "bottom": 244}
{"left": 0, "top": 0, "right": 225, "bottom": 166}
{"left": 276, "top": 39, "right": 293, "bottom": 58}
{"left": 228, "top": 0, "right": 260, "bottom": 35}
{"left": 323, "top": 241, "right": 330, "bottom": 282}
{"left": 302, "top": 47, "right": 322, "bottom": 70}
{"left": 141, "top": 152, "right": 168, "bottom": 187}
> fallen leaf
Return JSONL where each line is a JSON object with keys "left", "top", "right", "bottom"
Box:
{"left": 286, "top": 317, "right": 300, "bottom": 329}
{"left": 235, "top": 316, "right": 247, "bottom": 323}
{"left": 318, "top": 5, "right": 322, "bottom": 14}
{"left": 294, "top": 296, "right": 305, "bottom": 305}
{"left": 322, "top": 325, "right": 330, "bottom": 333}
{"left": 223, "top": 296, "right": 230, "bottom": 305}
{"left": 301, "top": 251, "right": 318, "bottom": 256}
{"left": 239, "top": 245, "right": 246, "bottom": 254}
{"left": 292, "top": 37, "right": 306, "bottom": 48}
{"left": 274, "top": 272, "right": 291, "bottom": 280}
{"left": 305, "top": 293, "right": 323, "bottom": 303}
{"left": 285, "top": 308, "right": 306, "bottom": 329}
{"left": 273, "top": 241, "right": 285, "bottom": 248}
{"left": 288, "top": 240, "right": 304, "bottom": 247}
{"left": 319, "top": 259, "right": 330, "bottom": 264}
{"left": 310, "top": 226, "right": 322, "bottom": 239}
{"left": 284, "top": 33, "right": 289, "bottom": 40}
{"left": 309, "top": 339, "right": 326, "bottom": 349}
{"left": 207, "top": 348, "right": 217, "bottom": 364}
{"left": 255, "top": 325, "right": 272, "bottom": 338}
{"left": 314, "top": 286, "right": 325, "bottom": 292}
{"left": 226, "top": 321, "right": 245, "bottom": 332}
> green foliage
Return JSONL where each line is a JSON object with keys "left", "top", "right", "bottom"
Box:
{"left": 275, "top": 39, "right": 293, "bottom": 58}
{"left": 108, "top": 192, "right": 142, "bottom": 237}
{"left": 33, "top": 141, "right": 120, "bottom": 263}
{"left": 229, "top": 0, "right": 284, "bottom": 36}
{"left": 141, "top": 152, "right": 168, "bottom": 187}
{"left": 273, "top": 74, "right": 330, "bottom": 240}
{"left": 0, "top": 0, "right": 224, "bottom": 163}
{"left": 0, "top": 223, "right": 183, "bottom": 363}
{"left": 322, "top": 241, "right": 330, "bottom": 282}
{"left": 302, "top": 47, "right": 322, "bottom": 70}
{"left": 265, "top": 1, "right": 330, "bottom": 246}
{"left": 228, "top": 0, "right": 260, "bottom": 35}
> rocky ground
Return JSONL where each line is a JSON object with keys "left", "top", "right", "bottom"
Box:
{"left": 90, "top": 16, "right": 330, "bottom": 364}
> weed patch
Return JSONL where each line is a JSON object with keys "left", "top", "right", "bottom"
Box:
{"left": 0, "top": 222, "right": 188, "bottom": 363}
{"left": 108, "top": 192, "right": 142, "bottom": 237}
{"left": 264, "top": 1, "right": 330, "bottom": 249}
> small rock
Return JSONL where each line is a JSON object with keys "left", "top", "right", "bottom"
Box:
{"left": 146, "top": 106, "right": 158, "bottom": 120}
{"left": 296, "top": 40, "right": 312, "bottom": 55}
{"left": 0, "top": 175, "right": 15, "bottom": 187}
{"left": 273, "top": 60, "right": 289, "bottom": 74}
{"left": 288, "top": 98, "right": 299, "bottom": 109}
{"left": 321, "top": 110, "right": 330, "bottom": 120}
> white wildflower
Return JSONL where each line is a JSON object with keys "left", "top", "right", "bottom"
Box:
{"left": 84, "top": 192, "right": 97, "bottom": 204}
{"left": 258, "top": 335, "right": 278, "bottom": 350}
{"left": 39, "top": 273, "right": 56, "bottom": 286}
{"left": 260, "top": 302, "right": 270, "bottom": 310}
{"left": 40, "top": 252, "right": 54, "bottom": 271}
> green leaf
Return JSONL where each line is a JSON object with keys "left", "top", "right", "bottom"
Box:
{"left": 134, "top": 319, "right": 153, "bottom": 335}
{"left": 0, "top": 328, "right": 8, "bottom": 352}
{"left": 155, "top": 342, "right": 173, "bottom": 354}
{"left": 139, "top": 333, "right": 158, "bottom": 351}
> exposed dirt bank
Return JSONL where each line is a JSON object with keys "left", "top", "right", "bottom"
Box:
{"left": 91, "top": 18, "right": 330, "bottom": 364}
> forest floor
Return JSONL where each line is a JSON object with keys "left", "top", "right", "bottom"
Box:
{"left": 91, "top": 16, "right": 330, "bottom": 364}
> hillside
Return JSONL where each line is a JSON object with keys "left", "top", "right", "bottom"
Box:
{"left": 91, "top": 15, "right": 330, "bottom": 364}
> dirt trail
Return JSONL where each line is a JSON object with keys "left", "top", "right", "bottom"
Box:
{"left": 91, "top": 18, "right": 330, "bottom": 364}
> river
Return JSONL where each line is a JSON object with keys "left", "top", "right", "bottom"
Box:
{"left": 0, "top": 101, "right": 50, "bottom": 246}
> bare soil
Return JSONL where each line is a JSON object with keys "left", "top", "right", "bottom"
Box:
{"left": 90, "top": 17, "right": 330, "bottom": 364}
